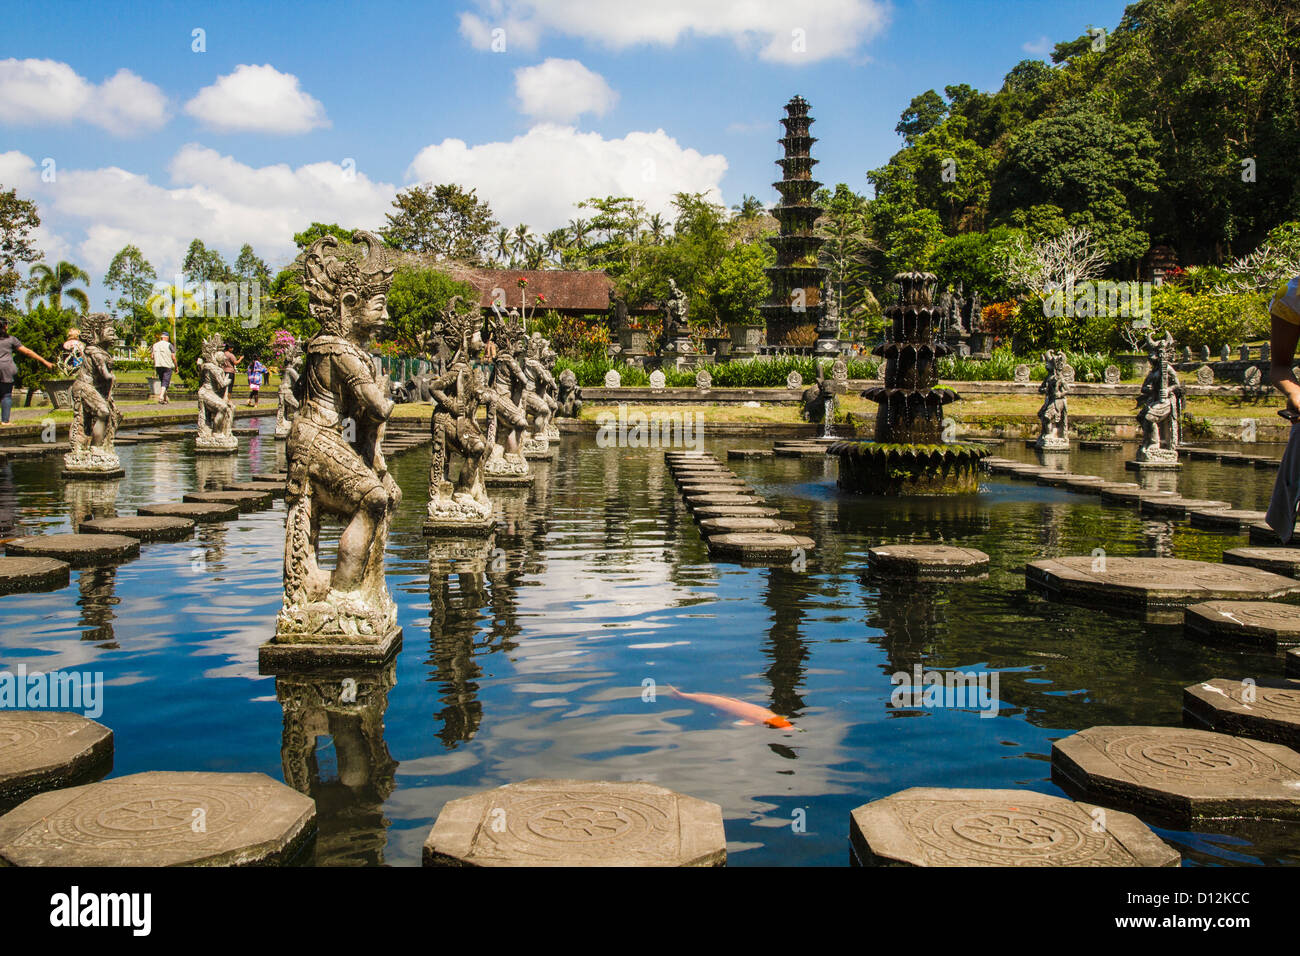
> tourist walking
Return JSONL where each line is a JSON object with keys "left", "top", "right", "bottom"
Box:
{"left": 152, "top": 331, "right": 175, "bottom": 404}
{"left": 0, "top": 316, "right": 55, "bottom": 425}
{"left": 246, "top": 356, "right": 267, "bottom": 407}
{"left": 221, "top": 346, "right": 242, "bottom": 401}
{"left": 1264, "top": 275, "right": 1300, "bottom": 542}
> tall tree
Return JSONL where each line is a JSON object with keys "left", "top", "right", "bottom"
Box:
{"left": 0, "top": 186, "right": 41, "bottom": 311}
{"left": 25, "top": 260, "right": 90, "bottom": 314}
{"left": 103, "top": 245, "right": 158, "bottom": 342}
{"left": 182, "top": 239, "right": 230, "bottom": 283}
{"left": 293, "top": 222, "right": 354, "bottom": 249}
{"left": 382, "top": 183, "right": 499, "bottom": 264}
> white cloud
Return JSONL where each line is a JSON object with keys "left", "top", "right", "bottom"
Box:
{"left": 459, "top": 0, "right": 889, "bottom": 63}
{"left": 0, "top": 59, "right": 167, "bottom": 135}
{"left": 184, "top": 64, "right": 329, "bottom": 134}
{"left": 1022, "top": 36, "right": 1053, "bottom": 56}
{"left": 514, "top": 58, "right": 617, "bottom": 123}
{"left": 7, "top": 146, "right": 393, "bottom": 282}
{"left": 407, "top": 123, "right": 727, "bottom": 232}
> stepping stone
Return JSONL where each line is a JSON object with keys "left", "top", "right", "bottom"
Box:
{"left": 232, "top": 426, "right": 261, "bottom": 436}
{"left": 1223, "top": 547, "right": 1300, "bottom": 577}
{"left": 0, "top": 445, "right": 51, "bottom": 458}
{"left": 110, "top": 437, "right": 139, "bottom": 445}
{"left": 123, "top": 432, "right": 165, "bottom": 442}
{"left": 0, "top": 712, "right": 114, "bottom": 812}
{"left": 867, "top": 545, "right": 990, "bottom": 581}
{"left": 422, "top": 778, "right": 726, "bottom": 867}
{"left": 1027, "top": 556, "right": 1300, "bottom": 618}
{"left": 0, "top": 556, "right": 69, "bottom": 595}
{"left": 692, "top": 505, "right": 781, "bottom": 521}
{"left": 679, "top": 483, "right": 753, "bottom": 496}
{"left": 1219, "top": 453, "right": 1254, "bottom": 466}
{"left": 1190, "top": 509, "right": 1268, "bottom": 530}
{"left": 1184, "top": 601, "right": 1300, "bottom": 649}
{"left": 705, "top": 532, "right": 815, "bottom": 564}
{"left": 138, "top": 501, "right": 239, "bottom": 522}
{"left": 252, "top": 472, "right": 288, "bottom": 483}
{"left": 728, "top": 448, "right": 773, "bottom": 459}
{"left": 774, "top": 446, "right": 829, "bottom": 458}
{"left": 849, "top": 787, "right": 1179, "bottom": 867}
{"left": 1052, "top": 725, "right": 1300, "bottom": 822}
{"left": 1062, "top": 478, "right": 1111, "bottom": 494}
{"left": 0, "top": 771, "right": 316, "bottom": 866}
{"left": 1139, "top": 497, "right": 1232, "bottom": 518}
{"left": 223, "top": 481, "right": 287, "bottom": 499}
{"left": 1036, "top": 473, "right": 1105, "bottom": 488}
{"left": 183, "top": 490, "right": 272, "bottom": 512}
{"left": 156, "top": 428, "right": 192, "bottom": 438}
{"left": 698, "top": 516, "right": 795, "bottom": 535}
{"left": 1184, "top": 677, "right": 1300, "bottom": 749}
{"left": 5, "top": 533, "right": 139, "bottom": 568}
{"left": 1078, "top": 440, "right": 1122, "bottom": 449}
{"left": 1249, "top": 522, "right": 1285, "bottom": 546}
{"left": 78, "top": 515, "right": 195, "bottom": 542}
{"left": 1290, "top": 649, "right": 1300, "bottom": 679}
{"left": 1090, "top": 482, "right": 1143, "bottom": 500}
{"left": 673, "top": 474, "right": 741, "bottom": 485}
{"left": 684, "top": 493, "right": 764, "bottom": 510}
{"left": 1255, "top": 458, "right": 1282, "bottom": 470}
{"left": 1186, "top": 448, "right": 1222, "bottom": 461}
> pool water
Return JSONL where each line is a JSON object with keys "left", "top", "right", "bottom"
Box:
{"left": 1, "top": 421, "right": 1297, "bottom": 866}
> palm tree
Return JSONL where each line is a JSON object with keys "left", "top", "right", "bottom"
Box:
{"left": 26, "top": 261, "right": 91, "bottom": 314}
{"left": 511, "top": 223, "right": 534, "bottom": 263}
{"left": 647, "top": 213, "right": 668, "bottom": 245}
{"left": 542, "top": 228, "right": 570, "bottom": 267}
{"left": 732, "top": 195, "right": 765, "bottom": 220}
{"left": 493, "top": 227, "right": 512, "bottom": 265}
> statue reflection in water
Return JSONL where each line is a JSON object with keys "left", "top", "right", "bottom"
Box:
{"left": 428, "top": 536, "right": 498, "bottom": 749}
{"left": 275, "top": 661, "right": 398, "bottom": 866}
{"left": 76, "top": 566, "right": 120, "bottom": 647}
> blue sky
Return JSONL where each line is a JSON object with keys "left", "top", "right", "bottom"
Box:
{"left": 1, "top": 0, "right": 1132, "bottom": 308}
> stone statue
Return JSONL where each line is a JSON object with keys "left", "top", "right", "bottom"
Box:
{"left": 275, "top": 344, "right": 303, "bottom": 439}
{"left": 425, "top": 296, "right": 496, "bottom": 534}
{"left": 520, "top": 332, "right": 556, "bottom": 455}
{"left": 800, "top": 361, "right": 835, "bottom": 424}
{"left": 63, "top": 312, "right": 124, "bottom": 478}
{"left": 275, "top": 231, "right": 402, "bottom": 653}
{"left": 483, "top": 312, "right": 531, "bottom": 481}
{"left": 196, "top": 334, "right": 237, "bottom": 452}
{"left": 541, "top": 343, "right": 561, "bottom": 440}
{"left": 556, "top": 367, "right": 583, "bottom": 418}
{"left": 665, "top": 278, "right": 689, "bottom": 339}
{"left": 1036, "top": 350, "right": 1070, "bottom": 449}
{"left": 1135, "top": 331, "right": 1184, "bottom": 463}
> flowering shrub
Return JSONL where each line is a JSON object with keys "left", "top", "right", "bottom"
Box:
{"left": 272, "top": 329, "right": 297, "bottom": 362}
{"left": 978, "top": 300, "right": 1019, "bottom": 338}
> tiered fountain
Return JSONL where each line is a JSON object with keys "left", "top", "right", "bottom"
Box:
{"left": 830, "top": 272, "right": 989, "bottom": 494}
{"left": 762, "top": 95, "right": 838, "bottom": 354}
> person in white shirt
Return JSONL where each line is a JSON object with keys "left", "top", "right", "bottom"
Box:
{"left": 152, "top": 332, "right": 176, "bottom": 404}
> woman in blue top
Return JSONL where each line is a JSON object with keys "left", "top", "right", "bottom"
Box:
{"left": 246, "top": 356, "right": 267, "bottom": 407}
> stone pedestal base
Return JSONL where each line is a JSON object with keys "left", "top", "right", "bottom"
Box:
{"left": 424, "top": 516, "right": 496, "bottom": 537}
{"left": 195, "top": 439, "right": 239, "bottom": 455}
{"left": 1033, "top": 436, "right": 1070, "bottom": 451}
{"left": 62, "top": 451, "right": 123, "bottom": 481}
{"left": 259, "top": 625, "right": 402, "bottom": 673}
{"left": 485, "top": 472, "right": 534, "bottom": 487}
{"left": 61, "top": 466, "right": 125, "bottom": 481}
{"left": 523, "top": 443, "right": 556, "bottom": 460}
{"left": 1125, "top": 458, "right": 1182, "bottom": 471}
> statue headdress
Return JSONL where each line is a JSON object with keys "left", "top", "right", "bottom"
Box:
{"left": 438, "top": 295, "right": 478, "bottom": 363}
{"left": 302, "top": 230, "right": 395, "bottom": 334}
{"left": 81, "top": 312, "right": 114, "bottom": 344}
{"left": 201, "top": 333, "right": 225, "bottom": 362}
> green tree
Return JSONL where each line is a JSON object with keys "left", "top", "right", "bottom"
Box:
{"left": 929, "top": 225, "right": 1027, "bottom": 302}
{"left": 293, "top": 222, "right": 354, "bottom": 249}
{"left": 815, "top": 184, "right": 878, "bottom": 329}
{"left": 103, "top": 245, "right": 157, "bottom": 343}
{"left": 702, "top": 242, "right": 771, "bottom": 327}
{"left": 25, "top": 260, "right": 90, "bottom": 314}
{"left": 8, "top": 303, "right": 68, "bottom": 392}
{"left": 0, "top": 186, "right": 41, "bottom": 310}
{"left": 182, "top": 239, "right": 230, "bottom": 284}
{"left": 896, "top": 89, "right": 948, "bottom": 145}
{"left": 384, "top": 266, "right": 477, "bottom": 354}
{"left": 382, "top": 183, "right": 498, "bottom": 264}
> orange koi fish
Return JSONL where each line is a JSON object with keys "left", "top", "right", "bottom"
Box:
{"left": 666, "top": 685, "right": 793, "bottom": 728}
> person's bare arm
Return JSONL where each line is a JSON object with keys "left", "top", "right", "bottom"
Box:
{"left": 18, "top": 345, "right": 54, "bottom": 369}
{"left": 1269, "top": 315, "right": 1300, "bottom": 415}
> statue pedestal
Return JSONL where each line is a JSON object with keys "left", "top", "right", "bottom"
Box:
{"left": 195, "top": 436, "right": 239, "bottom": 455}
{"left": 1125, "top": 457, "right": 1181, "bottom": 471}
{"left": 259, "top": 625, "right": 402, "bottom": 673}
{"left": 62, "top": 451, "right": 124, "bottom": 481}
{"left": 423, "top": 516, "right": 496, "bottom": 537}
{"left": 1034, "top": 436, "right": 1070, "bottom": 451}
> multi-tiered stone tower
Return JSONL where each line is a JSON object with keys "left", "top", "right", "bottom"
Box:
{"left": 830, "top": 273, "right": 989, "bottom": 494}
{"left": 763, "top": 96, "right": 836, "bottom": 353}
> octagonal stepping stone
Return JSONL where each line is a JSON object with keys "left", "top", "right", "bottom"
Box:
{"left": 692, "top": 505, "right": 781, "bottom": 521}
{"left": 1061, "top": 478, "right": 1111, "bottom": 494}
{"left": 698, "top": 516, "right": 795, "bottom": 536}
{"left": 0, "top": 712, "right": 113, "bottom": 812}
{"left": 1186, "top": 448, "right": 1222, "bottom": 461}
{"left": 252, "top": 471, "right": 288, "bottom": 483}
{"left": 664, "top": 453, "right": 714, "bottom": 462}
{"left": 728, "top": 448, "right": 773, "bottom": 459}
{"left": 1190, "top": 509, "right": 1268, "bottom": 530}
{"left": 1052, "top": 725, "right": 1300, "bottom": 822}
{"left": 1140, "top": 497, "right": 1233, "bottom": 518}
{"left": 774, "top": 446, "right": 829, "bottom": 458}
{"left": 0, "top": 771, "right": 316, "bottom": 866}
{"left": 849, "top": 787, "right": 1179, "bottom": 868}
{"left": 1099, "top": 487, "right": 1175, "bottom": 505}
{"left": 183, "top": 489, "right": 272, "bottom": 512}
{"left": 680, "top": 483, "right": 754, "bottom": 497}
{"left": 685, "top": 493, "right": 764, "bottom": 510}
{"left": 0, "top": 556, "right": 70, "bottom": 595}
{"left": 0, "top": 445, "right": 51, "bottom": 458}
{"left": 705, "top": 532, "right": 815, "bottom": 564}
{"left": 223, "top": 481, "right": 287, "bottom": 499}
{"left": 1027, "top": 556, "right": 1300, "bottom": 617}
{"left": 868, "top": 545, "right": 990, "bottom": 581}
{"left": 232, "top": 426, "right": 261, "bottom": 436}
{"left": 1184, "top": 677, "right": 1300, "bottom": 749}
{"left": 422, "top": 779, "right": 725, "bottom": 867}
{"left": 157, "top": 428, "right": 193, "bottom": 438}
{"left": 1249, "top": 522, "right": 1284, "bottom": 546}
{"left": 1222, "top": 547, "right": 1300, "bottom": 578}
{"left": 138, "top": 501, "right": 239, "bottom": 522}
{"left": 79, "top": 515, "right": 195, "bottom": 542}
{"left": 1036, "top": 472, "right": 1105, "bottom": 488}
{"left": 673, "top": 473, "right": 740, "bottom": 485}
{"left": 5, "top": 533, "right": 139, "bottom": 568}
{"left": 1184, "top": 601, "right": 1300, "bottom": 649}
{"left": 124, "top": 431, "right": 165, "bottom": 442}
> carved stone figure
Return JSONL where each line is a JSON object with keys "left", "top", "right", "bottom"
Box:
{"left": 425, "top": 296, "right": 495, "bottom": 534}
{"left": 1135, "top": 331, "right": 1184, "bottom": 463}
{"left": 63, "top": 312, "right": 124, "bottom": 479}
{"left": 275, "top": 344, "right": 303, "bottom": 439}
{"left": 483, "top": 313, "right": 532, "bottom": 482}
{"left": 520, "top": 332, "right": 556, "bottom": 456}
{"left": 800, "top": 362, "right": 836, "bottom": 425}
{"left": 557, "top": 368, "right": 583, "bottom": 418}
{"left": 196, "top": 334, "right": 237, "bottom": 453}
{"left": 541, "top": 344, "right": 561, "bottom": 440}
{"left": 665, "top": 278, "right": 690, "bottom": 340}
{"left": 271, "top": 231, "right": 402, "bottom": 658}
{"left": 1036, "top": 350, "right": 1070, "bottom": 449}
